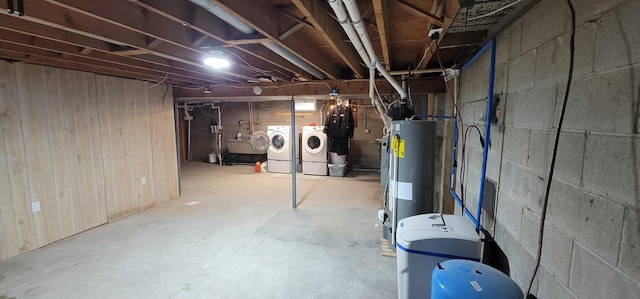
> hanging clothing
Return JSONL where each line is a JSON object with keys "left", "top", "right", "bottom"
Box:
{"left": 324, "top": 105, "right": 354, "bottom": 154}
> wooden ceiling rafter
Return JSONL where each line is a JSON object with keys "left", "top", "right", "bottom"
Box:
{"left": 0, "top": 19, "right": 233, "bottom": 84}
{"left": 290, "top": 0, "right": 365, "bottom": 79}
{"left": 372, "top": 0, "right": 391, "bottom": 71}
{"left": 0, "top": 39, "right": 206, "bottom": 85}
{"left": 413, "top": 0, "right": 460, "bottom": 74}
{"left": 0, "top": 0, "right": 249, "bottom": 83}
{"left": 127, "top": 0, "right": 315, "bottom": 81}
{"left": 0, "top": 46, "right": 189, "bottom": 85}
{"left": 396, "top": 0, "right": 445, "bottom": 27}
{"left": 44, "top": 0, "right": 259, "bottom": 81}
{"left": 208, "top": 0, "right": 340, "bottom": 79}
{"left": 174, "top": 77, "right": 445, "bottom": 99}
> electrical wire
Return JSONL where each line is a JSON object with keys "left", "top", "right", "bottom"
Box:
{"left": 148, "top": 73, "right": 169, "bottom": 88}
{"left": 466, "top": 0, "right": 524, "bottom": 21}
{"left": 525, "top": 0, "right": 575, "bottom": 296}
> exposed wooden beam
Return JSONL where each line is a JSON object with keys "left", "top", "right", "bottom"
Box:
{"left": 226, "top": 37, "right": 272, "bottom": 46}
{"left": 290, "top": 0, "right": 365, "bottom": 78}
{"left": 279, "top": 22, "right": 306, "bottom": 40}
{"left": 45, "top": 0, "right": 256, "bottom": 81}
{"left": 396, "top": 0, "right": 445, "bottom": 27}
{"left": 209, "top": 0, "right": 340, "bottom": 79}
{"left": 128, "top": 0, "right": 310, "bottom": 80}
{"left": 0, "top": 47, "right": 188, "bottom": 85}
{"left": 0, "top": 0, "right": 248, "bottom": 82}
{"left": 111, "top": 49, "right": 151, "bottom": 56}
{"left": 415, "top": 0, "right": 460, "bottom": 71}
{"left": 372, "top": 0, "right": 391, "bottom": 70}
{"left": 0, "top": 41, "right": 196, "bottom": 85}
{"left": 192, "top": 34, "right": 209, "bottom": 48}
{"left": 0, "top": 28, "right": 229, "bottom": 84}
{"left": 174, "top": 77, "right": 445, "bottom": 99}
{"left": 279, "top": 10, "right": 314, "bottom": 29}
{"left": 146, "top": 38, "right": 162, "bottom": 49}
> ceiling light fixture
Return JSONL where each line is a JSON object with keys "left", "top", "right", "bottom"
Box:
{"left": 203, "top": 57, "right": 230, "bottom": 69}
{"left": 203, "top": 51, "right": 230, "bottom": 69}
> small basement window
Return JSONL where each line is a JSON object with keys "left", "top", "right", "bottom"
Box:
{"left": 295, "top": 101, "right": 316, "bottom": 111}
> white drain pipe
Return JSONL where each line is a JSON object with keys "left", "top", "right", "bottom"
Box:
{"left": 339, "top": 0, "right": 407, "bottom": 100}
{"left": 328, "top": 0, "right": 392, "bottom": 130}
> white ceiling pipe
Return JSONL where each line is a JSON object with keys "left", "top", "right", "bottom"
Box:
{"left": 327, "top": 0, "right": 371, "bottom": 66}
{"left": 369, "top": 67, "right": 391, "bottom": 129}
{"left": 341, "top": 0, "right": 407, "bottom": 100}
{"left": 328, "top": 0, "right": 391, "bottom": 132}
{"left": 190, "top": 0, "right": 327, "bottom": 79}
{"left": 189, "top": 0, "right": 255, "bottom": 34}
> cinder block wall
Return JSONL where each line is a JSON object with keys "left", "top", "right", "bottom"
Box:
{"left": 187, "top": 100, "right": 386, "bottom": 169}
{"left": 456, "top": 0, "right": 640, "bottom": 297}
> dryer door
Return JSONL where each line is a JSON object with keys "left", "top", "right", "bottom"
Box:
{"left": 304, "top": 131, "right": 325, "bottom": 154}
{"left": 270, "top": 132, "right": 288, "bottom": 153}
{"left": 250, "top": 131, "right": 269, "bottom": 153}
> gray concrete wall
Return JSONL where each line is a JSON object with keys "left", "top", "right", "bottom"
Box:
{"left": 456, "top": 0, "right": 640, "bottom": 297}
{"left": 187, "top": 100, "right": 386, "bottom": 169}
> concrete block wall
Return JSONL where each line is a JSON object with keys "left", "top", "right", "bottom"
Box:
{"left": 186, "top": 100, "right": 386, "bottom": 169}
{"left": 456, "top": 0, "right": 640, "bottom": 297}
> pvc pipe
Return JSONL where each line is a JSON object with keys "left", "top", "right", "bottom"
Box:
{"left": 291, "top": 99, "right": 297, "bottom": 209}
{"left": 328, "top": 0, "right": 371, "bottom": 65}
{"left": 369, "top": 67, "right": 391, "bottom": 129}
{"left": 334, "top": 0, "right": 407, "bottom": 100}
{"left": 474, "top": 39, "right": 496, "bottom": 231}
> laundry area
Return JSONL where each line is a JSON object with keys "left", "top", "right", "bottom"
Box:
{"left": 0, "top": 0, "right": 639, "bottom": 298}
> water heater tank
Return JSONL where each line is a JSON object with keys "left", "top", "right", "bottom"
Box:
{"left": 384, "top": 120, "right": 437, "bottom": 250}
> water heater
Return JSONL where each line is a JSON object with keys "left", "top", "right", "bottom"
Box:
{"left": 383, "top": 120, "right": 437, "bottom": 251}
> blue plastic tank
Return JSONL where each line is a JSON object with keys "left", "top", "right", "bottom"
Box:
{"left": 431, "top": 259, "right": 523, "bottom": 299}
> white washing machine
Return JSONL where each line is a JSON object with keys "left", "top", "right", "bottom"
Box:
{"left": 267, "top": 125, "right": 294, "bottom": 173}
{"left": 302, "top": 126, "right": 328, "bottom": 175}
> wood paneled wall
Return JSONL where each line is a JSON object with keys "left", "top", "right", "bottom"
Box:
{"left": 0, "top": 62, "right": 179, "bottom": 262}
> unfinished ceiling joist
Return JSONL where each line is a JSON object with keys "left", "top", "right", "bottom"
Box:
{"left": 173, "top": 78, "right": 445, "bottom": 101}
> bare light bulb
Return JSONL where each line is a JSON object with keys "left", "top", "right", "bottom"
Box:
{"left": 203, "top": 57, "right": 230, "bottom": 69}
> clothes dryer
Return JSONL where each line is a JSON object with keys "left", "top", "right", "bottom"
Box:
{"left": 302, "top": 126, "right": 328, "bottom": 175}
{"left": 267, "top": 125, "right": 294, "bottom": 173}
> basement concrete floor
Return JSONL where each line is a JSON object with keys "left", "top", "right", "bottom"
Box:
{"left": 0, "top": 162, "right": 397, "bottom": 298}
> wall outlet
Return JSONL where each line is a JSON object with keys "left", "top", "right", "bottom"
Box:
{"left": 141, "top": 176, "right": 147, "bottom": 185}
{"left": 31, "top": 201, "right": 40, "bottom": 213}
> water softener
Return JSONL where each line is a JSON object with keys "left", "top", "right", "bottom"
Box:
{"left": 383, "top": 120, "right": 437, "bottom": 251}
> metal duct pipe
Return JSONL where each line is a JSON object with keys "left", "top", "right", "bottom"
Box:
{"left": 262, "top": 42, "right": 326, "bottom": 79}
{"left": 189, "top": 0, "right": 254, "bottom": 34}
{"left": 189, "top": 0, "right": 326, "bottom": 79}
{"left": 340, "top": 0, "right": 407, "bottom": 100}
